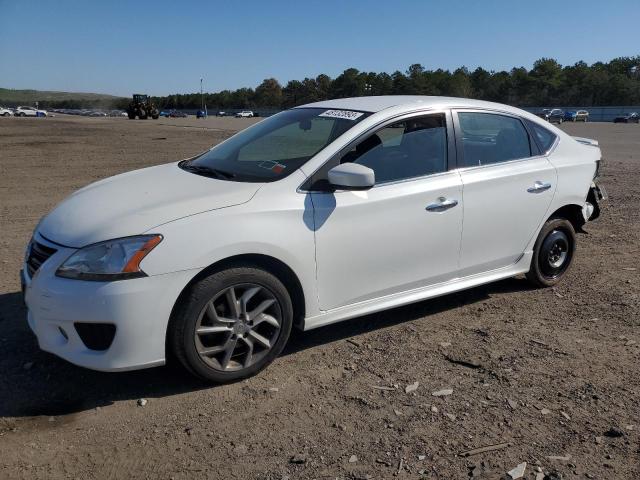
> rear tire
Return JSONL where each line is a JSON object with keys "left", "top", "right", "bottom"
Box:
{"left": 526, "top": 218, "right": 576, "bottom": 288}
{"left": 169, "top": 266, "right": 293, "bottom": 383}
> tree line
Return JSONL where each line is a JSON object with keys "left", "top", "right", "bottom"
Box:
{"left": 142, "top": 56, "right": 640, "bottom": 111}
{"left": 4, "top": 56, "right": 639, "bottom": 111}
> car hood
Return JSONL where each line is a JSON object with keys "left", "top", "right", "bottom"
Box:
{"left": 39, "top": 162, "right": 262, "bottom": 248}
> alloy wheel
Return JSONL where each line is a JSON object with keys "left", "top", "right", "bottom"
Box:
{"left": 194, "top": 283, "right": 282, "bottom": 372}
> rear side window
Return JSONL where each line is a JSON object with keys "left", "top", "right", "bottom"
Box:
{"left": 457, "top": 112, "right": 532, "bottom": 167}
{"left": 527, "top": 121, "right": 557, "bottom": 153}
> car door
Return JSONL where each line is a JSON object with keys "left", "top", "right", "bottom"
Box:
{"left": 308, "top": 111, "right": 464, "bottom": 310}
{"left": 453, "top": 110, "right": 557, "bottom": 276}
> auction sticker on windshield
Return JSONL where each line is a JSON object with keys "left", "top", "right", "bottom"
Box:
{"left": 319, "top": 109, "right": 365, "bottom": 121}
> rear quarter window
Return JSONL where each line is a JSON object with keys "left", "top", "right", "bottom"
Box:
{"left": 526, "top": 121, "right": 557, "bottom": 153}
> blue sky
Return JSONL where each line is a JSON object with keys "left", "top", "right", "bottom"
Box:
{"left": 1, "top": 0, "right": 638, "bottom": 96}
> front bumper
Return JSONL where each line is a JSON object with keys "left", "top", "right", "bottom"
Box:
{"left": 23, "top": 233, "right": 200, "bottom": 372}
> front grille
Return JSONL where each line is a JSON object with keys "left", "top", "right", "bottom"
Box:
{"left": 74, "top": 323, "right": 117, "bottom": 351}
{"left": 26, "top": 240, "right": 57, "bottom": 277}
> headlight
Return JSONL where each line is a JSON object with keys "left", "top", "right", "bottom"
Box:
{"left": 56, "top": 235, "right": 162, "bottom": 281}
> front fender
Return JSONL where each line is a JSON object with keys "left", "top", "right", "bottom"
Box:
{"left": 138, "top": 175, "right": 320, "bottom": 317}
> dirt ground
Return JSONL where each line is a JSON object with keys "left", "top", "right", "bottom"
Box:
{"left": 0, "top": 115, "right": 638, "bottom": 480}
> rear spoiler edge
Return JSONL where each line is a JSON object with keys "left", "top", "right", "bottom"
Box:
{"left": 572, "top": 136, "right": 599, "bottom": 147}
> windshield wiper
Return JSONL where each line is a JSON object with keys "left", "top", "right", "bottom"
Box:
{"left": 180, "top": 162, "right": 236, "bottom": 180}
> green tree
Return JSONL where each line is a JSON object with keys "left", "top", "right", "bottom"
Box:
{"left": 449, "top": 67, "right": 473, "bottom": 98}
{"left": 253, "top": 78, "right": 283, "bottom": 107}
{"left": 140, "top": 56, "right": 640, "bottom": 111}
{"left": 330, "top": 68, "right": 366, "bottom": 98}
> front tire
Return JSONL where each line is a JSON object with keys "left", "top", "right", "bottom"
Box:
{"left": 526, "top": 218, "right": 576, "bottom": 288}
{"left": 170, "top": 266, "right": 293, "bottom": 383}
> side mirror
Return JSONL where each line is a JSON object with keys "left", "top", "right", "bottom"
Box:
{"left": 327, "top": 163, "right": 375, "bottom": 191}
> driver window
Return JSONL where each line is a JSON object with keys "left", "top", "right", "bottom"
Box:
{"left": 341, "top": 114, "right": 447, "bottom": 184}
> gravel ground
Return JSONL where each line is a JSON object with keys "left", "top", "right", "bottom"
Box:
{"left": 0, "top": 115, "right": 638, "bottom": 479}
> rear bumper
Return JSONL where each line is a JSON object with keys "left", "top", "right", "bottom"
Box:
{"left": 584, "top": 180, "right": 607, "bottom": 221}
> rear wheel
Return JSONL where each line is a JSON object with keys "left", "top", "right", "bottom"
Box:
{"left": 526, "top": 218, "right": 576, "bottom": 287}
{"left": 170, "top": 266, "right": 293, "bottom": 383}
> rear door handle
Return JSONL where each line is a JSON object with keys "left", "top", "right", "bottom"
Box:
{"left": 527, "top": 181, "right": 552, "bottom": 193}
{"left": 425, "top": 198, "right": 458, "bottom": 212}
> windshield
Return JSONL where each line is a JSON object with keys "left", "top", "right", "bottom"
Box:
{"left": 181, "top": 107, "right": 370, "bottom": 182}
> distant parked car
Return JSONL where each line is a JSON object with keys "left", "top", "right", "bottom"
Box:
{"left": 537, "top": 109, "right": 551, "bottom": 120}
{"left": 0, "top": 106, "right": 13, "bottom": 116}
{"left": 196, "top": 110, "right": 207, "bottom": 118}
{"left": 613, "top": 112, "right": 639, "bottom": 123}
{"left": 235, "top": 110, "right": 254, "bottom": 118}
{"left": 564, "top": 110, "right": 589, "bottom": 122}
{"left": 169, "top": 110, "right": 188, "bottom": 118}
{"left": 89, "top": 111, "right": 107, "bottom": 117}
{"left": 108, "top": 110, "right": 126, "bottom": 117}
{"left": 216, "top": 111, "right": 226, "bottom": 117}
{"left": 159, "top": 111, "right": 170, "bottom": 117}
{"left": 15, "top": 106, "right": 47, "bottom": 117}
{"left": 538, "top": 108, "right": 564, "bottom": 124}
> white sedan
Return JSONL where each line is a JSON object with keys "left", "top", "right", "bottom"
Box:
{"left": 235, "top": 110, "right": 254, "bottom": 118}
{"left": 23, "top": 96, "right": 605, "bottom": 382}
{"left": 0, "top": 106, "right": 14, "bottom": 116}
{"left": 15, "top": 106, "right": 48, "bottom": 117}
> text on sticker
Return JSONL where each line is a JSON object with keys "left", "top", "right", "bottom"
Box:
{"left": 319, "top": 110, "right": 364, "bottom": 121}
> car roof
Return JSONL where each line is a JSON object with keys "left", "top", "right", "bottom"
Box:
{"left": 297, "top": 95, "right": 532, "bottom": 115}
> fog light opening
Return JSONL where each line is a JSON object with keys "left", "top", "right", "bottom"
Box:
{"left": 74, "top": 322, "right": 116, "bottom": 351}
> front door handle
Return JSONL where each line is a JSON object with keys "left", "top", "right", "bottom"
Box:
{"left": 527, "top": 181, "right": 552, "bottom": 193}
{"left": 425, "top": 197, "right": 458, "bottom": 212}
